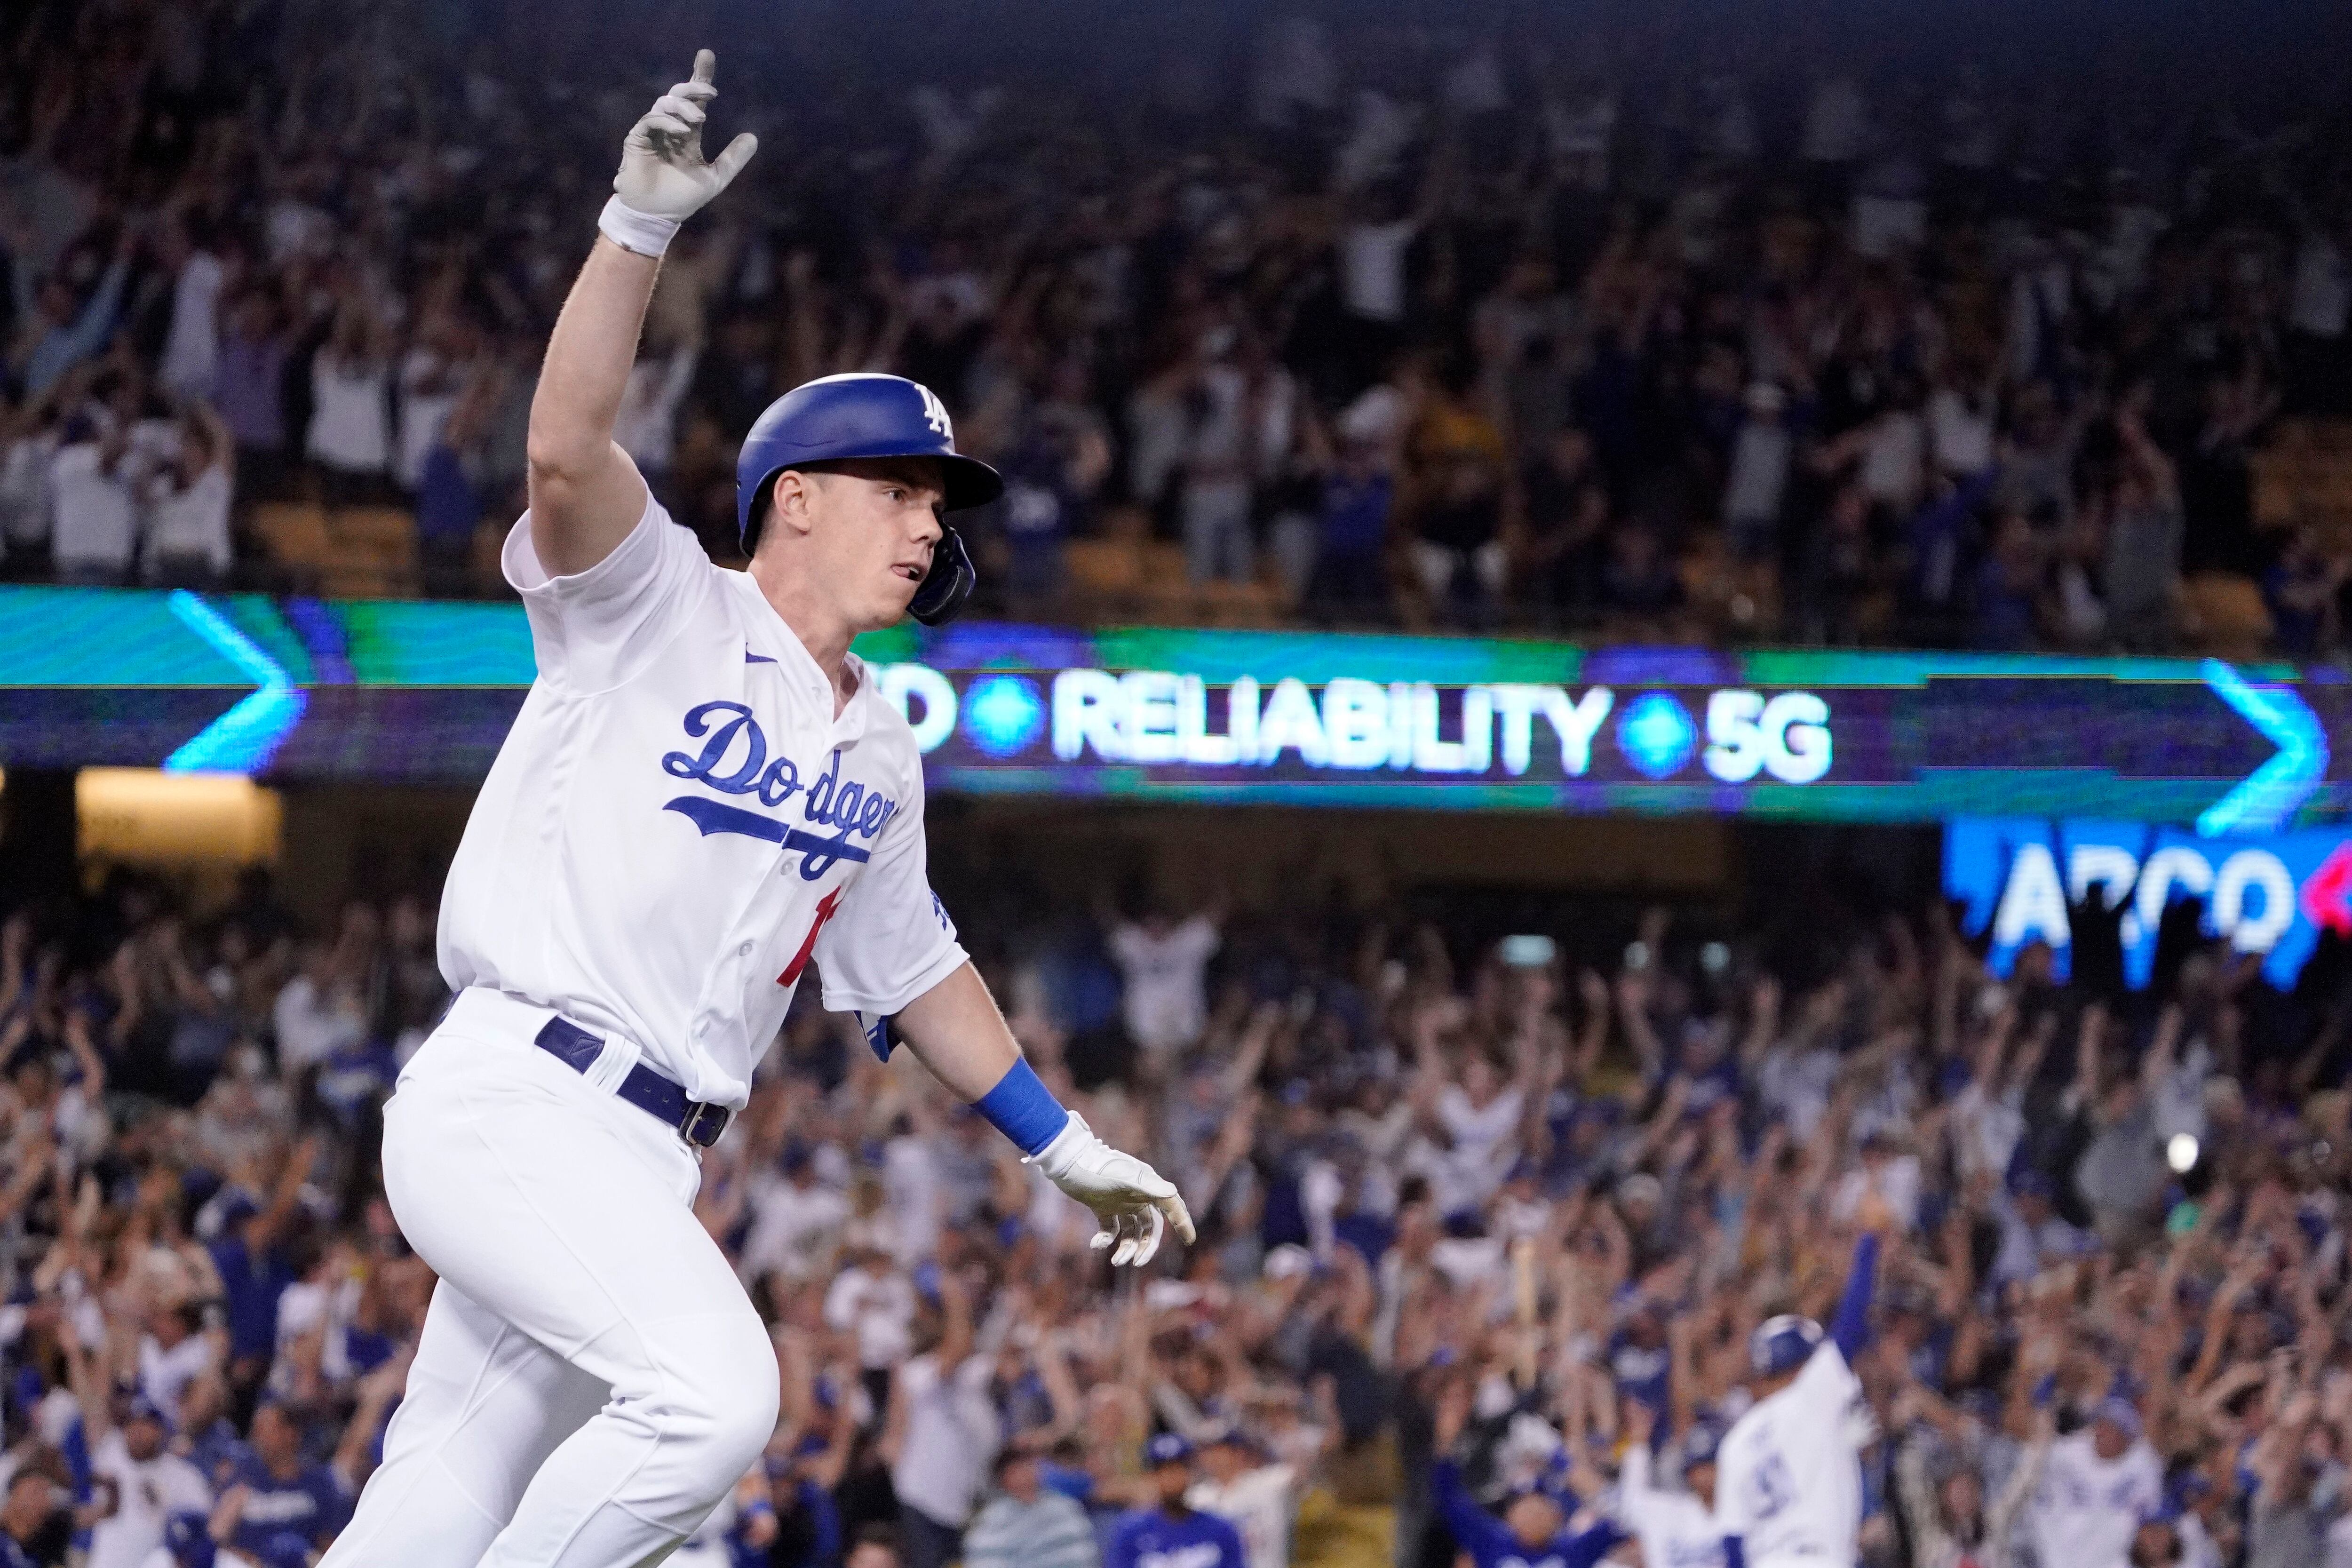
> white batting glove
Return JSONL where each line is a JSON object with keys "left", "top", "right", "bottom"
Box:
{"left": 1027, "top": 1113, "right": 1196, "bottom": 1267}
{"left": 602, "top": 50, "right": 758, "bottom": 255}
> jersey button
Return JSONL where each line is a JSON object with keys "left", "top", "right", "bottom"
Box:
{"left": 737, "top": 942, "right": 752, "bottom": 955}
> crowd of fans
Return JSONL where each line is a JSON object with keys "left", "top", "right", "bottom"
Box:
{"left": 0, "top": 841, "right": 2345, "bottom": 1568}
{"left": 3, "top": 0, "right": 2352, "bottom": 646}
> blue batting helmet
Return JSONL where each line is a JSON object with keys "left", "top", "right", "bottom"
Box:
{"left": 734, "top": 373, "right": 1002, "bottom": 625}
{"left": 1749, "top": 1314, "right": 1823, "bottom": 1377}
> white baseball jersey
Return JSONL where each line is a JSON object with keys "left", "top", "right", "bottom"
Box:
{"left": 1714, "top": 1345, "right": 1862, "bottom": 1568}
{"left": 1189, "top": 1462, "right": 1298, "bottom": 1568}
{"left": 2025, "top": 1433, "right": 2161, "bottom": 1568}
{"left": 1617, "top": 1445, "right": 1724, "bottom": 1568}
{"left": 438, "top": 497, "right": 968, "bottom": 1107}
{"left": 87, "top": 1429, "right": 212, "bottom": 1568}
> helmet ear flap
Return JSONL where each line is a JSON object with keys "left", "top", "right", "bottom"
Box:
{"left": 908, "top": 526, "right": 975, "bottom": 626}
{"left": 740, "top": 467, "right": 787, "bottom": 557}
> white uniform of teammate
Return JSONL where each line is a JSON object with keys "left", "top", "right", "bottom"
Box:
{"left": 322, "top": 50, "right": 1184, "bottom": 1568}
{"left": 1714, "top": 1343, "right": 1864, "bottom": 1568}
{"left": 1618, "top": 1443, "right": 1725, "bottom": 1568}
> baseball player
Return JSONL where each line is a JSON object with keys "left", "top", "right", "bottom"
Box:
{"left": 1712, "top": 1228, "right": 1882, "bottom": 1568}
{"left": 319, "top": 50, "right": 1191, "bottom": 1568}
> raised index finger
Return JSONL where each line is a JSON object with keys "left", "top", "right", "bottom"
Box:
{"left": 691, "top": 49, "right": 716, "bottom": 88}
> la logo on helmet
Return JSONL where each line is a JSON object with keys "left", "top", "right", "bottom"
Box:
{"left": 918, "top": 385, "right": 953, "bottom": 439}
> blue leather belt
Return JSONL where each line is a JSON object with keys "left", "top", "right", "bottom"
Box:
{"left": 532, "top": 1016, "right": 732, "bottom": 1149}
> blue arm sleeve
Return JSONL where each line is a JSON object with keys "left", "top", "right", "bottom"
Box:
{"left": 1432, "top": 1461, "right": 1511, "bottom": 1562}
{"left": 1724, "top": 1537, "right": 1745, "bottom": 1568}
{"left": 1829, "top": 1232, "right": 1880, "bottom": 1360}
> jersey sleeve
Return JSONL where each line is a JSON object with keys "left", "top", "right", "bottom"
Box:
{"left": 503, "top": 491, "right": 710, "bottom": 693}
{"left": 814, "top": 763, "right": 968, "bottom": 1016}
{"left": 1789, "top": 1340, "right": 1862, "bottom": 1429}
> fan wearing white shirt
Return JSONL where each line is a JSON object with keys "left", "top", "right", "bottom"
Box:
{"left": 83, "top": 1393, "right": 212, "bottom": 1568}
{"left": 1618, "top": 1403, "right": 1725, "bottom": 1568}
{"left": 1108, "top": 906, "right": 1223, "bottom": 1057}
{"left": 1187, "top": 1425, "right": 1297, "bottom": 1568}
{"left": 50, "top": 417, "right": 139, "bottom": 586}
{"left": 140, "top": 402, "right": 235, "bottom": 587}
{"left": 2025, "top": 1399, "right": 2161, "bottom": 1568}
{"left": 739, "top": 1144, "right": 851, "bottom": 1285}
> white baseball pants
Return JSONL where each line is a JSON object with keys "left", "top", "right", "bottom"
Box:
{"left": 319, "top": 988, "right": 778, "bottom": 1567}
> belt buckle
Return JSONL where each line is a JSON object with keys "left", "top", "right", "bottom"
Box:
{"left": 678, "top": 1100, "right": 731, "bottom": 1149}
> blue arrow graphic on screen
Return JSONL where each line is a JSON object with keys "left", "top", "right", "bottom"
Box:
{"left": 162, "top": 591, "right": 306, "bottom": 775}
{"left": 2195, "top": 658, "right": 2327, "bottom": 837}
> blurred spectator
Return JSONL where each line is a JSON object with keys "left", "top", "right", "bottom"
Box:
{"left": 0, "top": 0, "right": 2343, "bottom": 654}
{"left": 138, "top": 402, "right": 233, "bottom": 587}
{"left": 49, "top": 408, "right": 137, "bottom": 586}
{"left": 304, "top": 304, "right": 392, "bottom": 508}
{"left": 2103, "top": 406, "right": 2185, "bottom": 653}
{"left": 965, "top": 1444, "right": 1100, "bottom": 1568}
{"left": 213, "top": 292, "right": 288, "bottom": 508}
{"left": 1106, "top": 900, "right": 1223, "bottom": 1063}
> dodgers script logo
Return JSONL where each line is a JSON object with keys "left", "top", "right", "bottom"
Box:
{"left": 660, "top": 701, "right": 900, "bottom": 879}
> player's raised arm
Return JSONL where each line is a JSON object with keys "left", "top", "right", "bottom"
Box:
{"left": 527, "top": 49, "right": 756, "bottom": 577}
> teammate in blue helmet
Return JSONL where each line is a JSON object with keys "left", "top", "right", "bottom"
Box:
{"left": 1748, "top": 1315, "right": 1825, "bottom": 1378}
{"left": 1714, "top": 1216, "right": 1885, "bottom": 1568}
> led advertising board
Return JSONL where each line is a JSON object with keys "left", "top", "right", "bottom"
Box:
{"left": 1, "top": 588, "right": 2345, "bottom": 829}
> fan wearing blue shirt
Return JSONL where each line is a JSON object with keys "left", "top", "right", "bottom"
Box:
{"left": 204, "top": 1139, "right": 318, "bottom": 1387}
{"left": 220, "top": 1404, "right": 350, "bottom": 1557}
{"left": 1108, "top": 1436, "right": 1246, "bottom": 1568}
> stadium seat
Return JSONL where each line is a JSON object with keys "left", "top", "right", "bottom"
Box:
{"left": 2182, "top": 572, "right": 2273, "bottom": 659}
{"left": 2254, "top": 420, "right": 2352, "bottom": 552}
{"left": 250, "top": 501, "right": 334, "bottom": 570}
{"left": 1065, "top": 538, "right": 1144, "bottom": 599}
{"left": 324, "top": 507, "right": 420, "bottom": 598}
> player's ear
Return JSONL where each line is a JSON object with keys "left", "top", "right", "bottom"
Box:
{"left": 768, "top": 469, "right": 814, "bottom": 539}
